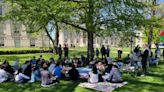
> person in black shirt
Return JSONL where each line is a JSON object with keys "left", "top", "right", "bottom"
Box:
{"left": 101, "top": 45, "right": 106, "bottom": 59}
{"left": 141, "top": 45, "right": 149, "bottom": 75}
{"left": 68, "top": 64, "right": 79, "bottom": 81}
{"left": 163, "top": 49, "right": 164, "bottom": 61}
{"left": 58, "top": 44, "right": 62, "bottom": 59}
{"left": 106, "top": 45, "right": 110, "bottom": 57}
{"left": 118, "top": 49, "right": 123, "bottom": 58}
{"left": 64, "top": 44, "right": 69, "bottom": 58}
{"left": 96, "top": 48, "right": 99, "bottom": 58}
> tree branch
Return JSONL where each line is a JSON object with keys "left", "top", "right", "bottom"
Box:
{"left": 61, "top": 20, "right": 87, "bottom": 32}
{"left": 66, "top": 0, "right": 86, "bottom": 3}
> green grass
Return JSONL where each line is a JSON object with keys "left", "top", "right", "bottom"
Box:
{"left": 1, "top": 48, "right": 164, "bottom": 92}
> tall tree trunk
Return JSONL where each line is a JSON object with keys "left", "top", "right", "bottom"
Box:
{"left": 55, "top": 21, "right": 59, "bottom": 46}
{"left": 86, "top": 0, "right": 95, "bottom": 61}
{"left": 54, "top": 21, "right": 59, "bottom": 54}
{"left": 87, "top": 32, "right": 94, "bottom": 60}
{"left": 44, "top": 27, "right": 55, "bottom": 53}
{"left": 148, "top": 26, "right": 153, "bottom": 49}
{"left": 148, "top": 0, "right": 156, "bottom": 49}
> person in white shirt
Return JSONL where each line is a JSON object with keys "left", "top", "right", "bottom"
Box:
{"left": 15, "top": 68, "right": 30, "bottom": 83}
{"left": 88, "top": 66, "right": 98, "bottom": 83}
{"left": 0, "top": 65, "right": 8, "bottom": 83}
{"left": 106, "top": 64, "right": 123, "bottom": 83}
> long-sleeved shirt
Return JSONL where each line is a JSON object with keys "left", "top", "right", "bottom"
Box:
{"left": 15, "top": 73, "right": 30, "bottom": 82}
{"left": 104, "top": 67, "right": 122, "bottom": 82}
{"left": 0, "top": 69, "right": 8, "bottom": 83}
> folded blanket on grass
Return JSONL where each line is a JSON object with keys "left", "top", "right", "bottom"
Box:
{"left": 79, "top": 82, "right": 128, "bottom": 92}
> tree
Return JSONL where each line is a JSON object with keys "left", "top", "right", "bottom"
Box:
{"left": 146, "top": 0, "right": 164, "bottom": 49}
{"left": 3, "top": 0, "right": 152, "bottom": 60}
{"left": 62, "top": 0, "right": 150, "bottom": 60}
{"left": 2, "top": 0, "right": 77, "bottom": 52}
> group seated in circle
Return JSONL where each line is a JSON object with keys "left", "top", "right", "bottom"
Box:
{"left": 0, "top": 55, "right": 124, "bottom": 87}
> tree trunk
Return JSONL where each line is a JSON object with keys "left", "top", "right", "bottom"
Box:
{"left": 44, "top": 27, "right": 55, "bottom": 53}
{"left": 148, "top": 26, "right": 153, "bottom": 49}
{"left": 54, "top": 21, "right": 59, "bottom": 54}
{"left": 55, "top": 21, "right": 59, "bottom": 46}
{"left": 86, "top": 0, "right": 95, "bottom": 61}
{"left": 148, "top": 0, "right": 156, "bottom": 49}
{"left": 87, "top": 32, "right": 94, "bottom": 61}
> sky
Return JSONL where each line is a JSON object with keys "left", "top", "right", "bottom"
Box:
{"left": 158, "top": 0, "right": 164, "bottom": 4}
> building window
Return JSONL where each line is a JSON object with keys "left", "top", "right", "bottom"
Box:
{"left": 0, "top": 38, "right": 4, "bottom": 47}
{"left": 76, "top": 39, "right": 79, "bottom": 43}
{"left": 0, "top": 6, "right": 2, "bottom": 15}
{"left": 0, "top": 22, "right": 3, "bottom": 33}
{"left": 0, "top": 0, "right": 2, "bottom": 15}
{"left": 14, "top": 39, "right": 20, "bottom": 48}
{"left": 30, "top": 39, "right": 35, "bottom": 47}
{"left": 64, "top": 31, "right": 68, "bottom": 44}
{"left": 12, "top": 22, "right": 20, "bottom": 34}
{"left": 105, "top": 39, "right": 108, "bottom": 44}
{"left": 83, "top": 38, "right": 86, "bottom": 44}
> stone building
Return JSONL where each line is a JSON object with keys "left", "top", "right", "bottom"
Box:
{"left": 0, "top": 3, "right": 50, "bottom": 48}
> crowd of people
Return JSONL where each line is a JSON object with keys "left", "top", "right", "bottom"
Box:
{"left": 125, "top": 43, "right": 162, "bottom": 76}
{"left": 0, "top": 54, "right": 123, "bottom": 87}
{"left": 0, "top": 43, "right": 163, "bottom": 87}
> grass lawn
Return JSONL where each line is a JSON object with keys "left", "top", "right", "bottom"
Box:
{"left": 1, "top": 48, "right": 164, "bottom": 92}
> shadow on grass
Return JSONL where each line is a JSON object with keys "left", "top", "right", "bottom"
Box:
{"left": 0, "top": 81, "right": 80, "bottom": 92}
{"left": 115, "top": 77, "right": 164, "bottom": 92}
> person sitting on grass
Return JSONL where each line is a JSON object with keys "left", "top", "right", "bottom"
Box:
{"left": 106, "top": 64, "right": 123, "bottom": 83}
{"left": 41, "top": 62, "right": 59, "bottom": 87}
{"left": 0, "top": 65, "right": 8, "bottom": 83}
{"left": 124, "top": 54, "right": 131, "bottom": 64}
{"left": 88, "top": 66, "right": 98, "bottom": 83}
{"left": 30, "top": 65, "right": 41, "bottom": 82}
{"left": 31, "top": 56, "right": 37, "bottom": 65}
{"left": 15, "top": 68, "right": 30, "bottom": 83}
{"left": 48, "top": 60, "right": 56, "bottom": 74}
{"left": 52, "top": 62, "right": 63, "bottom": 78}
{"left": 68, "top": 64, "right": 79, "bottom": 81}
{"left": 12, "top": 58, "right": 20, "bottom": 71}
{"left": 105, "top": 64, "right": 113, "bottom": 73}
{"left": 22, "top": 60, "right": 30, "bottom": 73}
{"left": 2, "top": 61, "right": 14, "bottom": 76}
{"left": 23, "top": 61, "right": 32, "bottom": 79}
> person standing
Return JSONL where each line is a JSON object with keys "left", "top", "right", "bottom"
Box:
{"left": 117, "top": 49, "right": 123, "bottom": 59}
{"left": 155, "top": 43, "right": 160, "bottom": 59}
{"left": 101, "top": 45, "right": 106, "bottom": 59}
{"left": 163, "top": 49, "right": 164, "bottom": 62}
{"left": 58, "top": 44, "right": 62, "bottom": 59}
{"left": 141, "top": 45, "right": 149, "bottom": 75}
{"left": 106, "top": 45, "right": 110, "bottom": 57}
{"left": 96, "top": 48, "right": 99, "bottom": 58}
{"left": 64, "top": 44, "right": 69, "bottom": 58}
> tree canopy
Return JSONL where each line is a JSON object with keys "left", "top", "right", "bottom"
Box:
{"left": 1, "top": 0, "right": 160, "bottom": 59}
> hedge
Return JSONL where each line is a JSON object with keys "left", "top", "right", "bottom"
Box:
{"left": 0, "top": 49, "right": 53, "bottom": 55}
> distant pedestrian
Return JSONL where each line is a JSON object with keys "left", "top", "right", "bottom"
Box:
{"left": 58, "top": 44, "right": 62, "bottom": 59}
{"left": 96, "top": 48, "right": 99, "bottom": 58}
{"left": 163, "top": 49, "right": 164, "bottom": 61}
{"left": 106, "top": 45, "right": 110, "bottom": 57}
{"left": 64, "top": 44, "right": 69, "bottom": 58}
{"left": 101, "top": 45, "right": 106, "bottom": 59}
{"left": 141, "top": 45, "right": 149, "bottom": 75}
{"left": 117, "top": 49, "right": 122, "bottom": 58}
